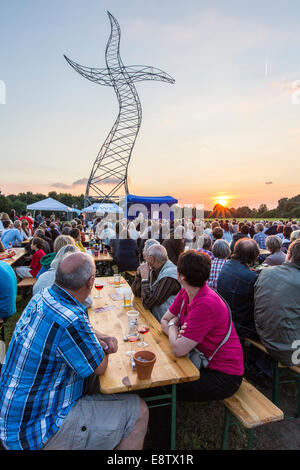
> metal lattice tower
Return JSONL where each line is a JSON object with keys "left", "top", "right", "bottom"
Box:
{"left": 64, "top": 11, "right": 175, "bottom": 207}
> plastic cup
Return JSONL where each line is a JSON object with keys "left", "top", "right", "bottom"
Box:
{"left": 127, "top": 310, "right": 139, "bottom": 328}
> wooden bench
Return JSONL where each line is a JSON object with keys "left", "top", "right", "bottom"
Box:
{"left": 243, "top": 337, "right": 300, "bottom": 418}
{"left": 125, "top": 270, "right": 136, "bottom": 277}
{"left": 222, "top": 378, "right": 284, "bottom": 449}
{"left": 17, "top": 277, "right": 36, "bottom": 288}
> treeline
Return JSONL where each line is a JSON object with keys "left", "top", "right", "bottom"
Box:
{"left": 1, "top": 190, "right": 300, "bottom": 220}
{"left": 205, "top": 194, "right": 300, "bottom": 219}
{"left": 0, "top": 191, "right": 84, "bottom": 214}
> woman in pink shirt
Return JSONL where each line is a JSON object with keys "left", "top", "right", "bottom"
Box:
{"left": 161, "top": 250, "right": 244, "bottom": 401}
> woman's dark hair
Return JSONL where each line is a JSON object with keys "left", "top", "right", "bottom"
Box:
{"left": 231, "top": 239, "right": 259, "bottom": 265}
{"left": 277, "top": 225, "right": 284, "bottom": 234}
{"left": 241, "top": 225, "right": 250, "bottom": 235}
{"left": 177, "top": 250, "right": 211, "bottom": 287}
{"left": 238, "top": 222, "right": 244, "bottom": 231}
{"left": 70, "top": 228, "right": 80, "bottom": 240}
{"left": 283, "top": 226, "right": 293, "bottom": 239}
{"left": 212, "top": 227, "right": 224, "bottom": 240}
{"left": 3, "top": 220, "right": 10, "bottom": 229}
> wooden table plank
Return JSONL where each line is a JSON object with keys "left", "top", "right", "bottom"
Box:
{"left": 93, "top": 252, "right": 113, "bottom": 262}
{"left": 1, "top": 248, "right": 26, "bottom": 266}
{"left": 88, "top": 276, "right": 200, "bottom": 395}
{"left": 259, "top": 249, "right": 269, "bottom": 255}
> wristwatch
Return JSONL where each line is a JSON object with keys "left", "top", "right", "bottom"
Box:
{"left": 168, "top": 319, "right": 177, "bottom": 327}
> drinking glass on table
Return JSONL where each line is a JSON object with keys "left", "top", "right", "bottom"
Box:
{"left": 94, "top": 280, "right": 104, "bottom": 298}
{"left": 114, "top": 274, "right": 121, "bottom": 287}
{"left": 126, "top": 325, "right": 140, "bottom": 357}
{"left": 123, "top": 289, "right": 132, "bottom": 307}
{"left": 138, "top": 322, "right": 150, "bottom": 347}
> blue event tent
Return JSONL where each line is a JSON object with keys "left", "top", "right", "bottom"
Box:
{"left": 123, "top": 194, "right": 178, "bottom": 220}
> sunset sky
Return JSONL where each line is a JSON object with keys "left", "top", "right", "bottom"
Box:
{"left": 1, "top": 0, "right": 300, "bottom": 210}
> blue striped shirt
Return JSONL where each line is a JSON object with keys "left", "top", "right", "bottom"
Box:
{"left": 253, "top": 232, "right": 267, "bottom": 249}
{"left": 0, "top": 284, "right": 105, "bottom": 450}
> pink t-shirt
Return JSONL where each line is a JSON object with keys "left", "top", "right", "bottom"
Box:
{"left": 169, "top": 284, "right": 244, "bottom": 376}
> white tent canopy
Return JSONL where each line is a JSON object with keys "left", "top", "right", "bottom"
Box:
{"left": 27, "top": 197, "right": 75, "bottom": 212}
{"left": 82, "top": 203, "right": 123, "bottom": 214}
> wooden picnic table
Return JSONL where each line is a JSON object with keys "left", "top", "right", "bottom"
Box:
{"left": 88, "top": 276, "right": 200, "bottom": 449}
{"left": 1, "top": 248, "right": 26, "bottom": 266}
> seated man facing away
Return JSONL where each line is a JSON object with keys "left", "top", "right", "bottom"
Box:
{"left": 131, "top": 244, "right": 181, "bottom": 322}
{"left": 253, "top": 223, "right": 267, "bottom": 249}
{"left": 0, "top": 220, "right": 23, "bottom": 249}
{"left": 0, "top": 252, "right": 148, "bottom": 450}
{"left": 217, "top": 238, "right": 260, "bottom": 339}
{"left": 254, "top": 239, "right": 300, "bottom": 366}
{"left": 207, "top": 239, "right": 231, "bottom": 290}
{"left": 264, "top": 235, "right": 286, "bottom": 266}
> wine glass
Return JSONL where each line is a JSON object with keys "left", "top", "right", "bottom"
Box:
{"left": 94, "top": 281, "right": 104, "bottom": 298}
{"left": 137, "top": 322, "right": 150, "bottom": 347}
{"left": 126, "top": 326, "right": 140, "bottom": 357}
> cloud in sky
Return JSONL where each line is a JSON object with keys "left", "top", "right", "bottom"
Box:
{"left": 52, "top": 178, "right": 89, "bottom": 189}
{"left": 52, "top": 182, "right": 72, "bottom": 189}
{"left": 52, "top": 176, "right": 120, "bottom": 190}
{"left": 72, "top": 178, "right": 89, "bottom": 186}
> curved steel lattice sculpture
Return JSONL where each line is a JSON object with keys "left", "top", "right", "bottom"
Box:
{"left": 64, "top": 11, "right": 175, "bottom": 206}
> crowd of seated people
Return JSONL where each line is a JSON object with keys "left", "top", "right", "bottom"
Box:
{"left": 0, "top": 209, "right": 300, "bottom": 450}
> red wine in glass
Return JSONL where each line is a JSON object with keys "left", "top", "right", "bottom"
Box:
{"left": 138, "top": 324, "right": 150, "bottom": 347}
{"left": 126, "top": 332, "right": 140, "bottom": 356}
{"left": 94, "top": 283, "right": 104, "bottom": 298}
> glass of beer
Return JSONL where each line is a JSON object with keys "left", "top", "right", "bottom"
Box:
{"left": 114, "top": 274, "right": 121, "bottom": 287}
{"left": 123, "top": 289, "right": 132, "bottom": 307}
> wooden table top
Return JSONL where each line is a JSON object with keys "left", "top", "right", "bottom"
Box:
{"left": 259, "top": 249, "right": 269, "bottom": 255}
{"left": 91, "top": 251, "right": 113, "bottom": 262}
{"left": 88, "top": 276, "right": 200, "bottom": 395}
{"left": 1, "top": 248, "right": 26, "bottom": 266}
{"left": 21, "top": 239, "right": 32, "bottom": 245}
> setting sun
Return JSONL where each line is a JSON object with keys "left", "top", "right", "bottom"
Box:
{"left": 215, "top": 197, "right": 228, "bottom": 207}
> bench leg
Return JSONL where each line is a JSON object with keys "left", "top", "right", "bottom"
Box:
{"left": 221, "top": 408, "right": 231, "bottom": 450}
{"left": 297, "top": 377, "right": 300, "bottom": 418}
{"left": 248, "top": 428, "right": 255, "bottom": 450}
{"left": 272, "top": 360, "right": 280, "bottom": 406}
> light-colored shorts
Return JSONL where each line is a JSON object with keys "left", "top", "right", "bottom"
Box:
{"left": 15, "top": 266, "right": 33, "bottom": 279}
{"left": 43, "top": 392, "right": 140, "bottom": 450}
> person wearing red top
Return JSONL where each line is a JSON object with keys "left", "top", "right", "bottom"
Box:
{"left": 161, "top": 250, "right": 244, "bottom": 402}
{"left": 16, "top": 238, "right": 45, "bottom": 279}
{"left": 19, "top": 212, "right": 34, "bottom": 235}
